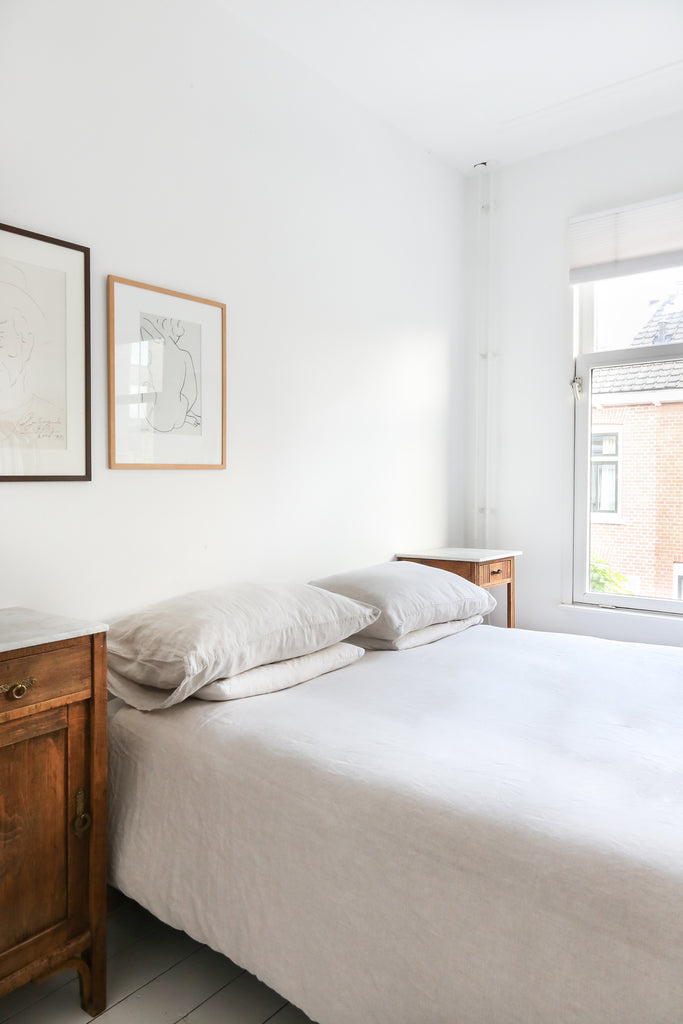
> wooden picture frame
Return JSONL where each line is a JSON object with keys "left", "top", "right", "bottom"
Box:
{"left": 0, "top": 223, "right": 91, "bottom": 481}
{"left": 107, "top": 276, "right": 226, "bottom": 469}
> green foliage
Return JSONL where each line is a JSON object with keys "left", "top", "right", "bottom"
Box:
{"left": 590, "top": 554, "right": 633, "bottom": 595}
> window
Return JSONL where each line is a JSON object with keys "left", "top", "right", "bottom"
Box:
{"left": 591, "top": 431, "right": 620, "bottom": 516}
{"left": 675, "top": 565, "right": 683, "bottom": 601}
{"left": 570, "top": 193, "right": 683, "bottom": 615}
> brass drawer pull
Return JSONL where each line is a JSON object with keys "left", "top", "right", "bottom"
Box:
{"left": 73, "top": 789, "right": 92, "bottom": 837}
{"left": 0, "top": 677, "right": 36, "bottom": 700}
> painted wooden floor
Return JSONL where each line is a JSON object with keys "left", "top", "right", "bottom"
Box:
{"left": 0, "top": 890, "right": 315, "bottom": 1024}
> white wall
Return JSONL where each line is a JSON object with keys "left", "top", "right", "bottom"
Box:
{"left": 0, "top": 0, "right": 465, "bottom": 622}
{"left": 467, "top": 112, "right": 683, "bottom": 644}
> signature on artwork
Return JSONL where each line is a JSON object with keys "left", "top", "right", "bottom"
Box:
{"left": 14, "top": 411, "right": 65, "bottom": 443}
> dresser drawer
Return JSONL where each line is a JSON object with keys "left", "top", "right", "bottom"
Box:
{"left": 476, "top": 559, "right": 512, "bottom": 587}
{"left": 0, "top": 641, "right": 91, "bottom": 713}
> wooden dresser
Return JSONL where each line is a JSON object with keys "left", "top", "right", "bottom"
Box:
{"left": 0, "top": 609, "right": 108, "bottom": 1016}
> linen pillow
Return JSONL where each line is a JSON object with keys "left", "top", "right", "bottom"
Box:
{"left": 194, "top": 641, "right": 365, "bottom": 701}
{"left": 310, "top": 560, "right": 495, "bottom": 643}
{"left": 107, "top": 581, "right": 379, "bottom": 710}
{"left": 356, "top": 614, "right": 484, "bottom": 651}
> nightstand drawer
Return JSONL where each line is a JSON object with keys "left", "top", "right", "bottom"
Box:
{"left": 0, "top": 641, "right": 91, "bottom": 713}
{"left": 476, "top": 559, "right": 512, "bottom": 587}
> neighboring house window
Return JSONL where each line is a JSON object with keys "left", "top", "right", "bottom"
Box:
{"left": 591, "top": 431, "right": 620, "bottom": 515}
{"left": 569, "top": 193, "right": 683, "bottom": 615}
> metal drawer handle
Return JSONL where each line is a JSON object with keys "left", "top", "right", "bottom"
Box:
{"left": 490, "top": 569, "right": 503, "bottom": 576}
{"left": 0, "top": 677, "right": 36, "bottom": 699}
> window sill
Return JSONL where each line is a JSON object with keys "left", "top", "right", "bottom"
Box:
{"left": 560, "top": 601, "right": 682, "bottom": 622}
{"left": 555, "top": 601, "right": 683, "bottom": 646}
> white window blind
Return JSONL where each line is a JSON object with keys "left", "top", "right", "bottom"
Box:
{"left": 569, "top": 192, "right": 683, "bottom": 284}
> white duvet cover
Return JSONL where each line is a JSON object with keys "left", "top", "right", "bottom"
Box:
{"left": 108, "top": 625, "right": 683, "bottom": 1024}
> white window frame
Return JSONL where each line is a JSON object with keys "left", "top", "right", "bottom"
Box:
{"left": 573, "top": 340, "right": 683, "bottom": 615}
{"left": 570, "top": 193, "right": 683, "bottom": 615}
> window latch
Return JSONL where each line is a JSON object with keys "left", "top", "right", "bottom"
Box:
{"left": 571, "top": 375, "right": 583, "bottom": 400}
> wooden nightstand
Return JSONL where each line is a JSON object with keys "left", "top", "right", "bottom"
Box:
{"left": 396, "top": 548, "right": 522, "bottom": 628}
{"left": 0, "top": 609, "right": 108, "bottom": 1016}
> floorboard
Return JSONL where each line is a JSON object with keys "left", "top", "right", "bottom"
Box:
{"left": 0, "top": 890, "right": 316, "bottom": 1024}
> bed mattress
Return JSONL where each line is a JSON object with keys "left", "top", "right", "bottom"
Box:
{"left": 108, "top": 624, "right": 683, "bottom": 1024}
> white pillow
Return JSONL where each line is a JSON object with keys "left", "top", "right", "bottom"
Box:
{"left": 194, "top": 641, "right": 365, "bottom": 700}
{"left": 356, "top": 614, "right": 484, "bottom": 650}
{"left": 310, "top": 561, "right": 495, "bottom": 643}
{"left": 107, "top": 582, "right": 379, "bottom": 710}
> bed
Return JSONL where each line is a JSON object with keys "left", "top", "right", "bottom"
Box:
{"left": 106, "top": 562, "right": 683, "bottom": 1024}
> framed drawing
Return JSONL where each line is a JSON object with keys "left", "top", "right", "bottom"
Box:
{"left": 0, "top": 223, "right": 90, "bottom": 481}
{"left": 107, "top": 277, "right": 226, "bottom": 469}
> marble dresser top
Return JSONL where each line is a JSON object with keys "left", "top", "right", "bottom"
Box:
{"left": 396, "top": 547, "right": 522, "bottom": 562}
{"left": 0, "top": 607, "right": 108, "bottom": 653}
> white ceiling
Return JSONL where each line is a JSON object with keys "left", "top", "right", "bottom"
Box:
{"left": 221, "top": 0, "right": 683, "bottom": 173}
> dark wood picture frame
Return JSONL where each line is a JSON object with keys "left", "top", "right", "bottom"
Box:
{"left": 0, "top": 222, "right": 91, "bottom": 482}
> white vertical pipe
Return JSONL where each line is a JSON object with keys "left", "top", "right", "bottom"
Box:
{"left": 472, "top": 161, "right": 497, "bottom": 547}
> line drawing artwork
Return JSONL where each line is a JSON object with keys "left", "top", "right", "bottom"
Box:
{"left": 0, "top": 258, "right": 67, "bottom": 450}
{"left": 136, "top": 313, "right": 202, "bottom": 435}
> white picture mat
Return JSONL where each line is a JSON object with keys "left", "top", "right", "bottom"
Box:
{"left": 0, "top": 228, "right": 87, "bottom": 477}
{"left": 111, "top": 280, "right": 224, "bottom": 466}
